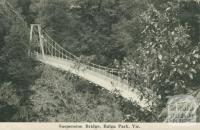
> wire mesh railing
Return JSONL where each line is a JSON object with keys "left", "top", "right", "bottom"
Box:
{"left": 29, "top": 28, "right": 130, "bottom": 82}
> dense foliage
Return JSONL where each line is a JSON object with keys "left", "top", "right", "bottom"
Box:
{"left": 0, "top": 0, "right": 200, "bottom": 122}
{"left": 122, "top": 2, "right": 200, "bottom": 116}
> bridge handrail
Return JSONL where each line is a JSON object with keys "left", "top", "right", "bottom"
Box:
{"left": 42, "top": 30, "right": 125, "bottom": 75}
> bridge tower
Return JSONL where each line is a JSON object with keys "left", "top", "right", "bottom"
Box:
{"left": 30, "top": 24, "right": 45, "bottom": 57}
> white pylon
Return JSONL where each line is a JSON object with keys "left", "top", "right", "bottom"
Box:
{"left": 30, "top": 24, "right": 45, "bottom": 57}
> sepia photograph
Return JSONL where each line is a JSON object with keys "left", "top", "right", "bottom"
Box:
{"left": 0, "top": 0, "right": 200, "bottom": 129}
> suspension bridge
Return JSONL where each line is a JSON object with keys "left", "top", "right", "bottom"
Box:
{"left": 0, "top": 0, "right": 153, "bottom": 110}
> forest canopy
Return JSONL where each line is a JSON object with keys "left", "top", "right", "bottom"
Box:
{"left": 0, "top": 0, "right": 200, "bottom": 122}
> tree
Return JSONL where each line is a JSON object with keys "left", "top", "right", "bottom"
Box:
{"left": 29, "top": 65, "right": 124, "bottom": 122}
{"left": 0, "top": 0, "right": 38, "bottom": 121}
{"left": 0, "top": 82, "right": 20, "bottom": 121}
{"left": 122, "top": 2, "right": 200, "bottom": 120}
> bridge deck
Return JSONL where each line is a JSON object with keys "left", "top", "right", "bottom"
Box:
{"left": 35, "top": 53, "right": 151, "bottom": 109}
